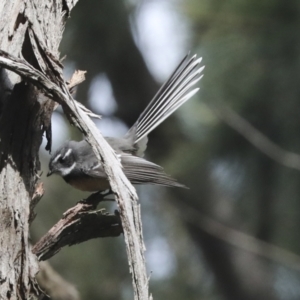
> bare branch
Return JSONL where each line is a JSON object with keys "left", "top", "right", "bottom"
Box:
{"left": 37, "top": 261, "right": 80, "bottom": 300}
{"left": 33, "top": 193, "right": 122, "bottom": 261}
{"left": 180, "top": 202, "right": 300, "bottom": 271}
{"left": 208, "top": 102, "right": 300, "bottom": 171}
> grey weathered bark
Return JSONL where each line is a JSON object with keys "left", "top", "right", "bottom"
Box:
{"left": 33, "top": 193, "right": 123, "bottom": 261}
{"left": 0, "top": 1, "right": 74, "bottom": 298}
{"left": 0, "top": 1, "right": 151, "bottom": 299}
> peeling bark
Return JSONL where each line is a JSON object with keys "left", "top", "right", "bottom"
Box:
{"left": 0, "top": 1, "right": 77, "bottom": 299}
{"left": 33, "top": 193, "right": 122, "bottom": 261}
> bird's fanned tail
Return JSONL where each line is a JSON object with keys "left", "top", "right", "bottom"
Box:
{"left": 48, "top": 53, "right": 204, "bottom": 192}
{"left": 131, "top": 54, "right": 204, "bottom": 144}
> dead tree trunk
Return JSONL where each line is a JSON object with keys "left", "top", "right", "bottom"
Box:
{"left": 0, "top": 1, "right": 76, "bottom": 299}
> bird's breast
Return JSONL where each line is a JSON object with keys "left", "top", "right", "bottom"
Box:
{"left": 64, "top": 176, "right": 111, "bottom": 192}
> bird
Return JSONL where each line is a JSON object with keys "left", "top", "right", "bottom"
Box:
{"left": 47, "top": 54, "right": 204, "bottom": 192}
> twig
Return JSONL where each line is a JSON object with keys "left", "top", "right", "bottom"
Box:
{"left": 30, "top": 182, "right": 45, "bottom": 224}
{"left": 67, "top": 70, "right": 87, "bottom": 91}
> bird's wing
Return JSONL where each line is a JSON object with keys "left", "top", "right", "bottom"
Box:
{"left": 81, "top": 153, "right": 186, "bottom": 188}
{"left": 121, "top": 154, "right": 187, "bottom": 188}
{"left": 81, "top": 161, "right": 107, "bottom": 178}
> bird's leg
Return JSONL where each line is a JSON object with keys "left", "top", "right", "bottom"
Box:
{"left": 99, "top": 189, "right": 116, "bottom": 201}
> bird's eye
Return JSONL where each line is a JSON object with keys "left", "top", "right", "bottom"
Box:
{"left": 59, "top": 157, "right": 65, "bottom": 163}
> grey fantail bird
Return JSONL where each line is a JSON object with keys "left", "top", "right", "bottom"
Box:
{"left": 47, "top": 54, "right": 204, "bottom": 191}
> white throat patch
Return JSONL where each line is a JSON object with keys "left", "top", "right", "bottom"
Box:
{"left": 60, "top": 162, "right": 76, "bottom": 176}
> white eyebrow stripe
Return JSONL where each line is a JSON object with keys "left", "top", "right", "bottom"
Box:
{"left": 60, "top": 162, "right": 76, "bottom": 176}
{"left": 63, "top": 148, "right": 73, "bottom": 160}
{"left": 52, "top": 154, "right": 61, "bottom": 163}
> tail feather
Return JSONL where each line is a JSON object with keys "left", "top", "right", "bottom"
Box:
{"left": 133, "top": 54, "right": 204, "bottom": 144}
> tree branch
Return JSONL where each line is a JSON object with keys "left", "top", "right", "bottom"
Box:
{"left": 179, "top": 201, "right": 300, "bottom": 271}
{"left": 32, "top": 193, "right": 122, "bottom": 261}
{"left": 0, "top": 50, "right": 151, "bottom": 299}
{"left": 37, "top": 261, "right": 80, "bottom": 300}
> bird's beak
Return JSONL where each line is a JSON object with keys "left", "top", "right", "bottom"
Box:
{"left": 47, "top": 170, "right": 53, "bottom": 177}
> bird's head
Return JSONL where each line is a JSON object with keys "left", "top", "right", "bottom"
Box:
{"left": 48, "top": 143, "right": 77, "bottom": 177}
